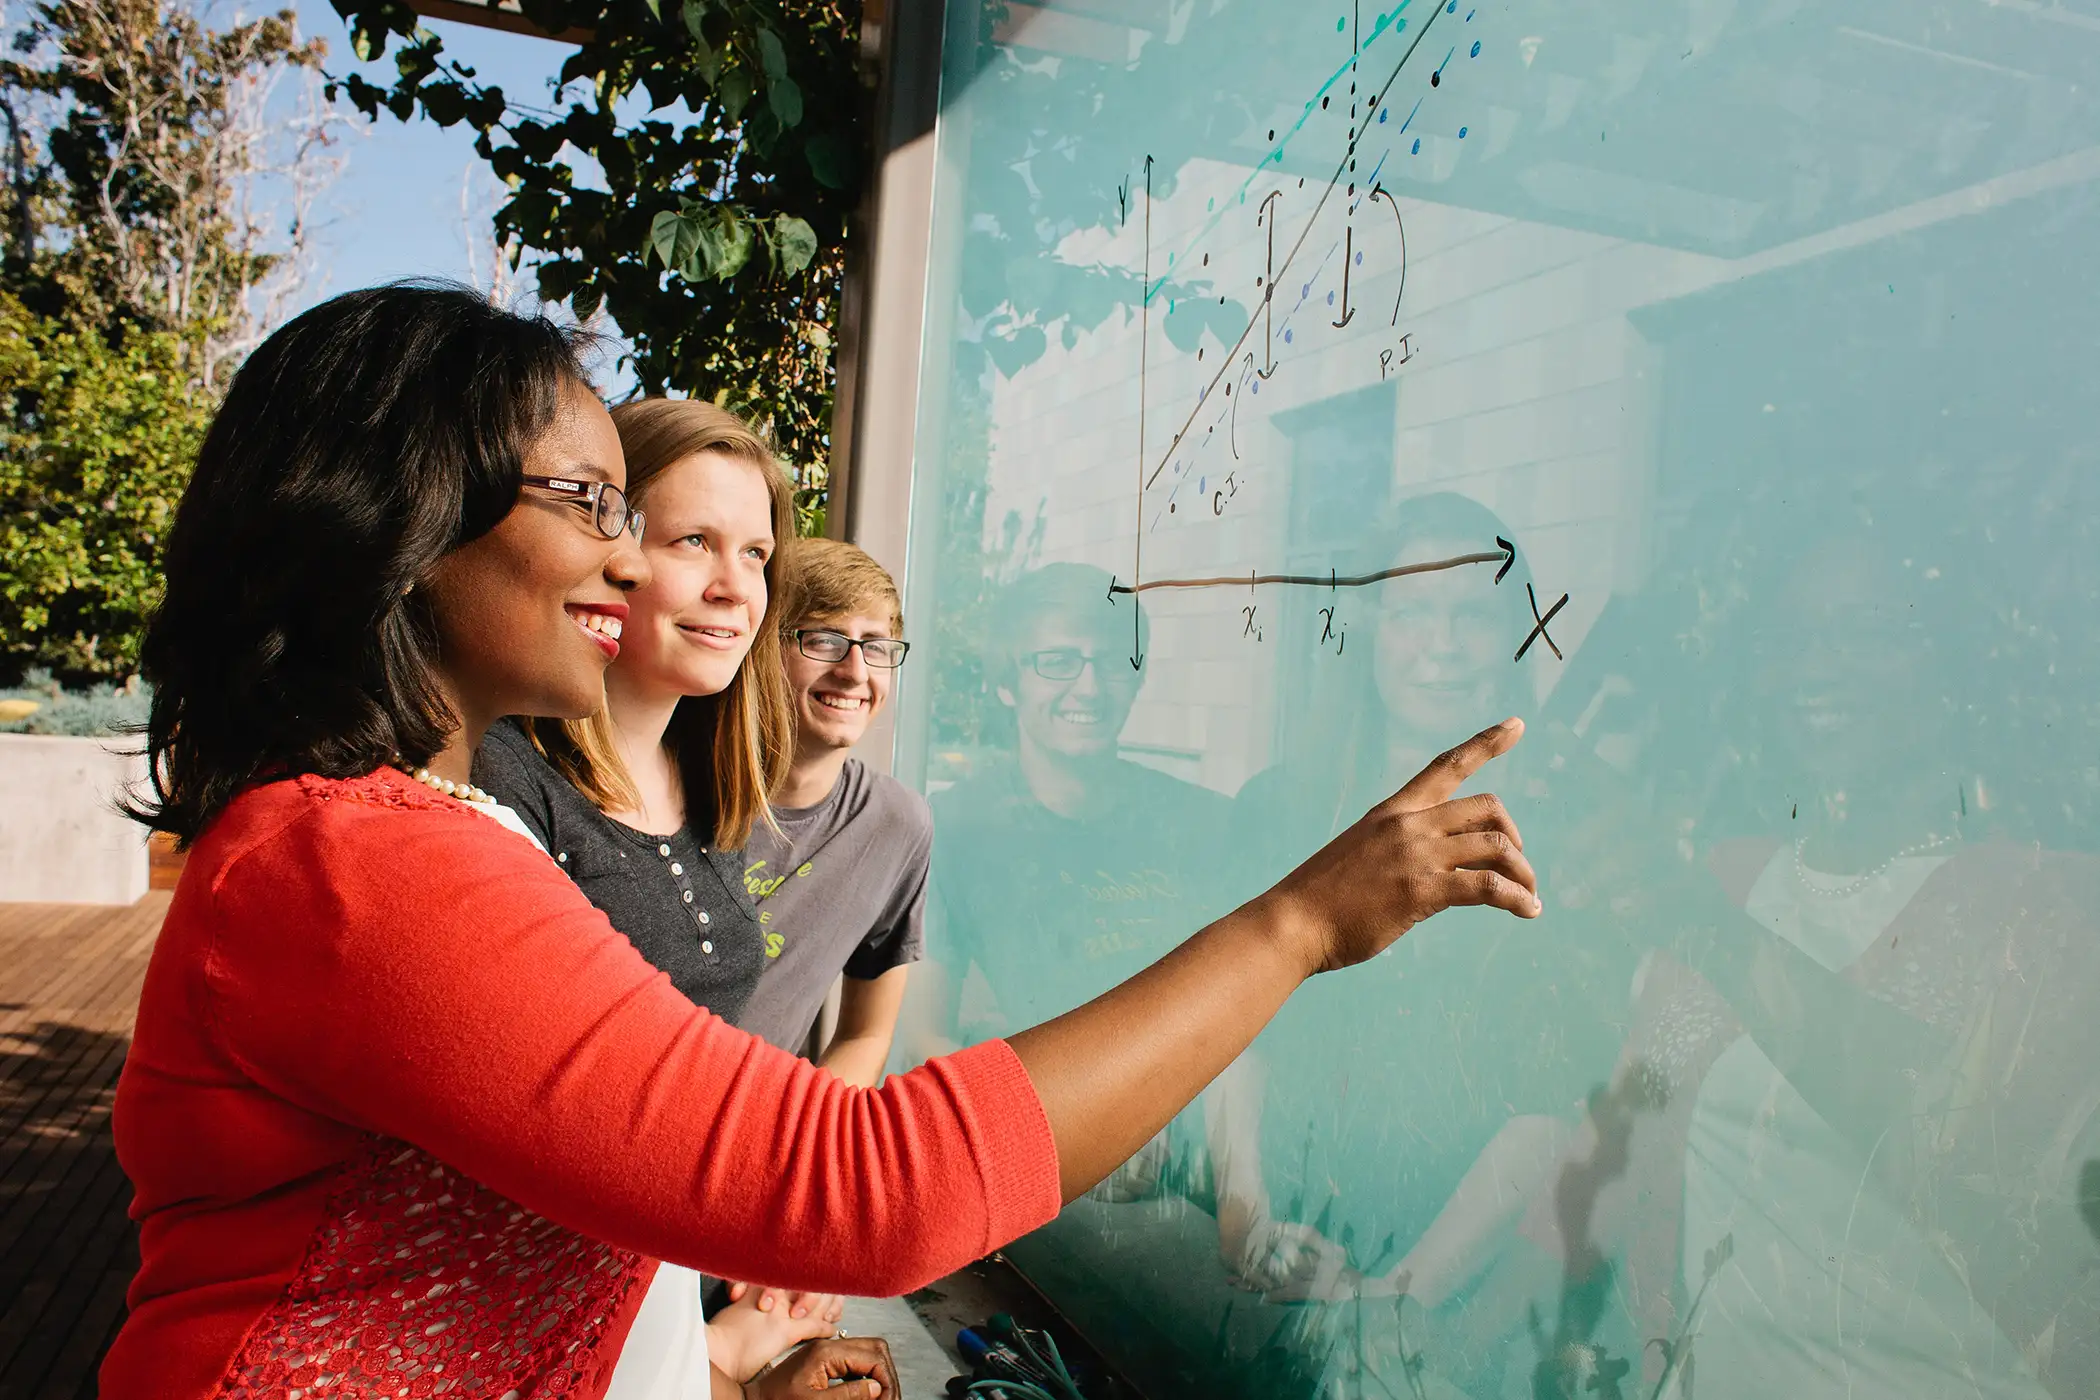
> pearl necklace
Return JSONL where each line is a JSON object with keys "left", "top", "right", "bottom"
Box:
{"left": 395, "top": 761, "right": 493, "bottom": 806}
{"left": 1792, "top": 832, "right": 1954, "bottom": 900}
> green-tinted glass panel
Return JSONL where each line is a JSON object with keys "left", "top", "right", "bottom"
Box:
{"left": 895, "top": 4, "right": 2100, "bottom": 1397}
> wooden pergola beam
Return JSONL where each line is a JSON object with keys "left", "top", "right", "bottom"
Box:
{"left": 408, "top": 0, "right": 595, "bottom": 45}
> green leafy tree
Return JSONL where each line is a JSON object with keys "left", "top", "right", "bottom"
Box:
{"left": 914, "top": 8, "right": 1253, "bottom": 759}
{"left": 329, "top": 0, "right": 861, "bottom": 490}
{"left": 0, "top": 293, "right": 210, "bottom": 676}
{"left": 2, "top": 0, "right": 340, "bottom": 383}
{"left": 321, "top": 1, "right": 1253, "bottom": 538}
{"left": 0, "top": 0, "right": 341, "bottom": 679}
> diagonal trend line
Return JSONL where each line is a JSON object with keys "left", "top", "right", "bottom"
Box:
{"left": 1145, "top": 0, "right": 1411, "bottom": 302}
{"left": 1142, "top": 0, "right": 1449, "bottom": 494}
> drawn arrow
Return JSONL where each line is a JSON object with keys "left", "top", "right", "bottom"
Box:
{"left": 1331, "top": 224, "right": 1356, "bottom": 329}
{"left": 1130, "top": 155, "right": 1155, "bottom": 673}
{"left": 1370, "top": 184, "right": 1408, "bottom": 325}
{"left": 1107, "top": 546, "right": 1507, "bottom": 597}
{"left": 1109, "top": 575, "right": 1145, "bottom": 671}
{"left": 1256, "top": 189, "right": 1282, "bottom": 378}
{"left": 1230, "top": 352, "right": 1255, "bottom": 459}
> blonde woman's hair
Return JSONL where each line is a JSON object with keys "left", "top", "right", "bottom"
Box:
{"left": 524, "top": 398, "right": 799, "bottom": 850}
{"left": 784, "top": 539, "right": 903, "bottom": 636}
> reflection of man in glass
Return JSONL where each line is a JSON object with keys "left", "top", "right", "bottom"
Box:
{"left": 929, "top": 562, "right": 1234, "bottom": 1040}
{"left": 924, "top": 563, "right": 1339, "bottom": 1289}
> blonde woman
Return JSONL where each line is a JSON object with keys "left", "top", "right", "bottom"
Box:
{"left": 473, "top": 401, "right": 794, "bottom": 1025}
{"left": 471, "top": 399, "right": 844, "bottom": 1379}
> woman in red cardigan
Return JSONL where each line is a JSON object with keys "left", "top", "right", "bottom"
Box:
{"left": 104, "top": 283, "right": 1542, "bottom": 1400}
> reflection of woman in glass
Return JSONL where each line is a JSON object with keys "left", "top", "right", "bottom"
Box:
{"left": 1504, "top": 526, "right": 2100, "bottom": 1399}
{"left": 1220, "top": 495, "right": 1624, "bottom": 1335}
{"left": 1238, "top": 493, "right": 1533, "bottom": 852}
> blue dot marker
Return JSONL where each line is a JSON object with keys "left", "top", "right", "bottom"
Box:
{"left": 1284, "top": 329, "right": 1294, "bottom": 343}
{"left": 1412, "top": 138, "right": 1421, "bottom": 153}
{"left": 1458, "top": 126, "right": 1468, "bottom": 138}
{"left": 1472, "top": 41, "right": 1481, "bottom": 57}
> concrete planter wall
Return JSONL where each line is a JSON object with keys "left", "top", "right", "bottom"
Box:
{"left": 0, "top": 734, "right": 150, "bottom": 904}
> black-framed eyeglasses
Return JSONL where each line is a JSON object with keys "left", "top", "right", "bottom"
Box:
{"left": 1021, "top": 647, "right": 1129, "bottom": 683}
{"left": 794, "top": 629, "right": 910, "bottom": 669}
{"left": 520, "top": 475, "right": 645, "bottom": 543}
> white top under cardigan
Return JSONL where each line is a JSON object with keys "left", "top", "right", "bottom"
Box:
{"left": 471, "top": 794, "right": 714, "bottom": 1398}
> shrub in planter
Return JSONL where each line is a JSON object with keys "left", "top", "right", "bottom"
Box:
{"left": 0, "top": 667, "right": 151, "bottom": 738}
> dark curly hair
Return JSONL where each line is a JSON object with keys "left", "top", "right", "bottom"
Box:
{"left": 131, "top": 282, "right": 597, "bottom": 844}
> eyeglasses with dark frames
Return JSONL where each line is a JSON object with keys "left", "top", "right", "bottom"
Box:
{"left": 1020, "top": 647, "right": 1133, "bottom": 683}
{"left": 794, "top": 629, "right": 910, "bottom": 669}
{"left": 519, "top": 475, "right": 645, "bottom": 544}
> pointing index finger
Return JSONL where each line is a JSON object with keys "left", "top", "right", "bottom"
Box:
{"left": 1390, "top": 718, "right": 1523, "bottom": 812}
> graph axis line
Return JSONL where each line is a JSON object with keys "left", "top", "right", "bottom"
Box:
{"left": 1108, "top": 546, "right": 1507, "bottom": 597}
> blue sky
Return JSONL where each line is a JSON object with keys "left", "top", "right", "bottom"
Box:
{"left": 293, "top": 0, "right": 571, "bottom": 301}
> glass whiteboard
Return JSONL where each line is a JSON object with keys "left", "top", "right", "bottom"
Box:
{"left": 891, "top": 3, "right": 2100, "bottom": 1396}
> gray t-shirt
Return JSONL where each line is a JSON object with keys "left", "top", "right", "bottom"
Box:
{"left": 732, "top": 759, "right": 932, "bottom": 1052}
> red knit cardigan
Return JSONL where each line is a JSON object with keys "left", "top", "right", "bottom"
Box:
{"left": 101, "top": 770, "right": 1062, "bottom": 1399}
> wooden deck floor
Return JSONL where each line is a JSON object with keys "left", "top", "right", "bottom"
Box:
{"left": 0, "top": 895, "right": 167, "bottom": 1400}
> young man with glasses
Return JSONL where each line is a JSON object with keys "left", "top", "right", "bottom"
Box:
{"left": 922, "top": 562, "right": 1241, "bottom": 1036}
{"left": 916, "top": 562, "right": 1357, "bottom": 1296}
{"left": 732, "top": 539, "right": 929, "bottom": 1087}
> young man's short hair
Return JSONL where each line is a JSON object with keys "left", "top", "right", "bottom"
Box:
{"left": 787, "top": 539, "right": 903, "bottom": 636}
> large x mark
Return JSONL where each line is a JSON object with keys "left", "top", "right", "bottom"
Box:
{"left": 1515, "top": 583, "right": 1568, "bottom": 663}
